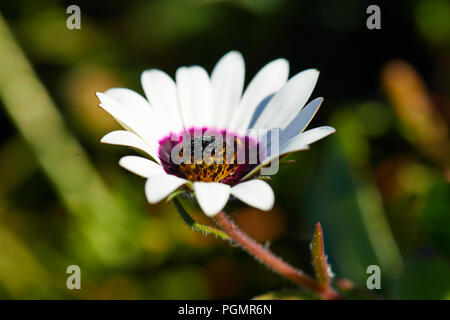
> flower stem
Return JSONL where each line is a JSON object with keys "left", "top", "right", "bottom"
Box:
{"left": 214, "top": 211, "right": 341, "bottom": 300}
{"left": 173, "top": 198, "right": 231, "bottom": 241}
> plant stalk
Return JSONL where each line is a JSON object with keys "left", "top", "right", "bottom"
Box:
{"left": 214, "top": 211, "right": 341, "bottom": 300}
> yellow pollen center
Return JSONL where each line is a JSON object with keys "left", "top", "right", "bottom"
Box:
{"left": 176, "top": 137, "right": 241, "bottom": 182}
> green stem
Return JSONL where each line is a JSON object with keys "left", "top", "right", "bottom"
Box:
{"left": 173, "top": 197, "right": 231, "bottom": 241}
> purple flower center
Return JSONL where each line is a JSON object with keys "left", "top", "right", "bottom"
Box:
{"left": 158, "top": 127, "right": 260, "bottom": 185}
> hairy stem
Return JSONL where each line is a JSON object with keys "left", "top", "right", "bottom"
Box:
{"left": 173, "top": 198, "right": 231, "bottom": 241}
{"left": 214, "top": 211, "right": 341, "bottom": 300}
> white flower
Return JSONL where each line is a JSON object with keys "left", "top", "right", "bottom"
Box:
{"left": 96, "top": 51, "right": 335, "bottom": 216}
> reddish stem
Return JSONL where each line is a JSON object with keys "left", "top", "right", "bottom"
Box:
{"left": 214, "top": 211, "right": 341, "bottom": 300}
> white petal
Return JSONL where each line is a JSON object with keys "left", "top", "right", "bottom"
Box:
{"left": 240, "top": 126, "right": 334, "bottom": 182}
{"left": 280, "top": 126, "right": 335, "bottom": 154}
{"left": 176, "top": 66, "right": 214, "bottom": 128}
{"left": 231, "top": 180, "right": 274, "bottom": 211}
{"left": 251, "top": 69, "right": 319, "bottom": 130}
{"left": 211, "top": 51, "right": 245, "bottom": 128}
{"left": 145, "top": 175, "right": 187, "bottom": 204}
{"left": 96, "top": 91, "right": 162, "bottom": 146}
{"left": 105, "top": 88, "right": 151, "bottom": 113}
{"left": 194, "top": 182, "right": 231, "bottom": 216}
{"left": 101, "top": 130, "right": 159, "bottom": 162}
{"left": 229, "top": 58, "right": 289, "bottom": 130}
{"left": 240, "top": 144, "right": 309, "bottom": 182}
{"left": 141, "top": 69, "right": 183, "bottom": 133}
{"left": 280, "top": 97, "right": 324, "bottom": 145}
{"left": 119, "top": 156, "right": 164, "bottom": 178}
{"left": 106, "top": 88, "right": 170, "bottom": 138}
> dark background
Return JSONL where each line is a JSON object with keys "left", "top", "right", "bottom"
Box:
{"left": 0, "top": 0, "right": 449, "bottom": 299}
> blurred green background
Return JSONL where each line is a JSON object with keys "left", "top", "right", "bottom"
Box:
{"left": 0, "top": 0, "right": 449, "bottom": 299}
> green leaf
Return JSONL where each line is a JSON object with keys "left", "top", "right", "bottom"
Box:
{"left": 310, "top": 222, "right": 332, "bottom": 289}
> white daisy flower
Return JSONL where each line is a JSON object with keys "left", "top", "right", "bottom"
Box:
{"left": 96, "top": 51, "right": 335, "bottom": 216}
